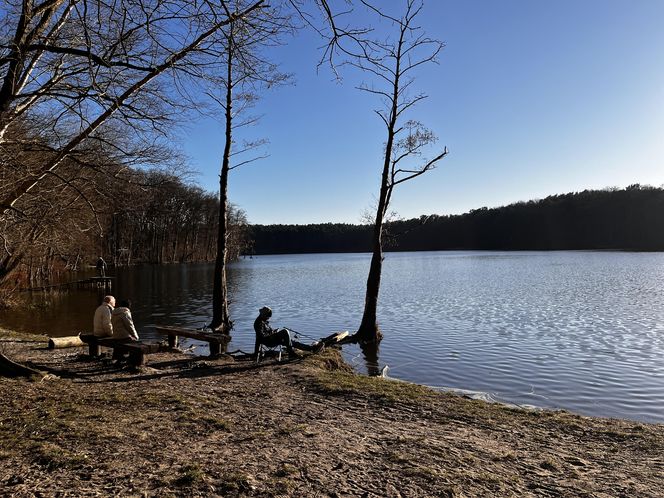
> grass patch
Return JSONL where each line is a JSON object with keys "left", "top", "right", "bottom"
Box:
{"left": 194, "top": 415, "right": 232, "bottom": 431}
{"left": 386, "top": 450, "right": 410, "bottom": 464}
{"left": 267, "top": 477, "right": 296, "bottom": 496}
{"left": 304, "top": 349, "right": 435, "bottom": 402}
{"left": 216, "top": 472, "right": 251, "bottom": 494}
{"left": 0, "top": 328, "right": 47, "bottom": 342}
{"left": 33, "top": 442, "right": 88, "bottom": 471}
{"left": 303, "top": 348, "right": 354, "bottom": 373}
{"left": 174, "top": 463, "right": 205, "bottom": 487}
{"left": 540, "top": 458, "right": 559, "bottom": 472}
{"left": 275, "top": 463, "right": 299, "bottom": 477}
{"left": 403, "top": 464, "right": 440, "bottom": 482}
{"left": 276, "top": 423, "right": 308, "bottom": 436}
{"left": 314, "top": 370, "right": 435, "bottom": 402}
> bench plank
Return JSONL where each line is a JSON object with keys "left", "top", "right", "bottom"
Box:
{"left": 154, "top": 326, "right": 230, "bottom": 356}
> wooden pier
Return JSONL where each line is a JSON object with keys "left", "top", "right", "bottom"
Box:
{"left": 24, "top": 277, "right": 113, "bottom": 292}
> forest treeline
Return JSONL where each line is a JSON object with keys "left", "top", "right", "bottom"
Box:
{"left": 1, "top": 128, "right": 248, "bottom": 287}
{"left": 249, "top": 185, "right": 664, "bottom": 254}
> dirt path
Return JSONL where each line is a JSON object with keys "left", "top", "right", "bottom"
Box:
{"left": 0, "top": 333, "right": 662, "bottom": 497}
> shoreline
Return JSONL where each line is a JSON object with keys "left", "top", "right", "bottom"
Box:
{"left": 1, "top": 328, "right": 663, "bottom": 496}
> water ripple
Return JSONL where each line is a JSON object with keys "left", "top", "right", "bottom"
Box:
{"left": 4, "top": 251, "right": 664, "bottom": 423}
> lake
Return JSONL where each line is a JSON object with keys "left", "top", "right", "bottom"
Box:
{"left": 2, "top": 251, "right": 664, "bottom": 423}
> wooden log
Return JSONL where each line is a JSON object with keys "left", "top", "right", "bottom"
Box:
{"left": 0, "top": 353, "right": 44, "bottom": 378}
{"left": 48, "top": 336, "right": 85, "bottom": 349}
{"left": 321, "top": 331, "right": 350, "bottom": 345}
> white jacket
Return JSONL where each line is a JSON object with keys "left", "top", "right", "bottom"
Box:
{"left": 111, "top": 307, "right": 139, "bottom": 341}
{"left": 93, "top": 303, "right": 113, "bottom": 337}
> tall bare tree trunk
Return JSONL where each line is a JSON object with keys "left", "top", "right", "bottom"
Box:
{"left": 210, "top": 26, "right": 234, "bottom": 333}
{"left": 354, "top": 1, "right": 446, "bottom": 343}
{"left": 356, "top": 162, "right": 391, "bottom": 342}
{"left": 356, "top": 53, "right": 400, "bottom": 343}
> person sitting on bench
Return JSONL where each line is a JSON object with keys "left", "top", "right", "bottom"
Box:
{"left": 111, "top": 299, "right": 139, "bottom": 342}
{"left": 93, "top": 295, "right": 115, "bottom": 338}
{"left": 111, "top": 299, "right": 139, "bottom": 361}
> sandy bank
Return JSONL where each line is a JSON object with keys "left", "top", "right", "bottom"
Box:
{"left": 0, "top": 330, "right": 662, "bottom": 497}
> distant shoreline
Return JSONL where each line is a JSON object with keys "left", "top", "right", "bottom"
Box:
{"left": 250, "top": 186, "right": 664, "bottom": 254}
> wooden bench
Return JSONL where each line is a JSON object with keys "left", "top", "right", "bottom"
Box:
{"left": 80, "top": 335, "right": 163, "bottom": 366}
{"left": 154, "top": 326, "right": 231, "bottom": 356}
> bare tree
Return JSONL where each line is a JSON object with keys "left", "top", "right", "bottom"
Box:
{"left": 0, "top": 0, "right": 267, "bottom": 285}
{"left": 353, "top": 0, "right": 448, "bottom": 342}
{"left": 206, "top": 1, "right": 291, "bottom": 332}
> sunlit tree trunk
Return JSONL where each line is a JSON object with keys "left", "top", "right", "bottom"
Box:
{"left": 210, "top": 23, "right": 235, "bottom": 333}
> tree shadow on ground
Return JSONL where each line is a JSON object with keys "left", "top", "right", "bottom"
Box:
{"left": 63, "top": 352, "right": 306, "bottom": 384}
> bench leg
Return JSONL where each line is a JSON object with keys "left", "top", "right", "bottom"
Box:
{"left": 167, "top": 334, "right": 177, "bottom": 349}
{"left": 129, "top": 350, "right": 145, "bottom": 367}
{"left": 89, "top": 343, "right": 100, "bottom": 357}
{"left": 209, "top": 341, "right": 220, "bottom": 357}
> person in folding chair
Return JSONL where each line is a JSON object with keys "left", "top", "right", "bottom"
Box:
{"left": 254, "top": 306, "right": 299, "bottom": 360}
{"left": 253, "top": 306, "right": 323, "bottom": 361}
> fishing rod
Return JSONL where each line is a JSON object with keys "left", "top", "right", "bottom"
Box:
{"left": 284, "top": 327, "right": 317, "bottom": 341}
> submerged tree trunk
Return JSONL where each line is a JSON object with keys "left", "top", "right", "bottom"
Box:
{"left": 356, "top": 83, "right": 398, "bottom": 344}
{"left": 356, "top": 129, "right": 393, "bottom": 342}
{"left": 354, "top": 1, "right": 446, "bottom": 343}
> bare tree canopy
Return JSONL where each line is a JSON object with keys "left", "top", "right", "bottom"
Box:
{"left": 351, "top": 0, "right": 448, "bottom": 342}
{"left": 0, "top": 0, "right": 267, "bottom": 214}
{"left": 0, "top": 0, "right": 268, "bottom": 287}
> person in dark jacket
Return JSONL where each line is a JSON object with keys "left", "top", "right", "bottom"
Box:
{"left": 253, "top": 306, "right": 325, "bottom": 360}
{"left": 96, "top": 256, "right": 107, "bottom": 277}
{"left": 254, "top": 306, "right": 300, "bottom": 359}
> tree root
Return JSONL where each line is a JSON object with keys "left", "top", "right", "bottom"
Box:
{"left": 0, "top": 352, "right": 46, "bottom": 378}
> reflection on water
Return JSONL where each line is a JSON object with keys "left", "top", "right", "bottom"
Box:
{"left": 360, "top": 341, "right": 381, "bottom": 377}
{"left": 2, "top": 251, "right": 664, "bottom": 423}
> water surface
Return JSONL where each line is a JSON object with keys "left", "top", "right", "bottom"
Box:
{"left": 3, "top": 251, "right": 664, "bottom": 423}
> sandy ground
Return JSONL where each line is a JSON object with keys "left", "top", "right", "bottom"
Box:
{"left": 0, "top": 331, "right": 663, "bottom": 497}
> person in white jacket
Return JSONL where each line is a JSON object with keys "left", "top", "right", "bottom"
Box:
{"left": 111, "top": 299, "right": 139, "bottom": 341}
{"left": 93, "top": 295, "right": 115, "bottom": 337}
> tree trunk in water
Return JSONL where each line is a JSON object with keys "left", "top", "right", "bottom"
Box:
{"left": 356, "top": 145, "right": 392, "bottom": 343}
{"left": 356, "top": 223, "right": 385, "bottom": 343}
{"left": 356, "top": 111, "right": 397, "bottom": 344}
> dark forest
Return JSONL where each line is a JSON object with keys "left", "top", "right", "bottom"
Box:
{"left": 249, "top": 185, "right": 664, "bottom": 254}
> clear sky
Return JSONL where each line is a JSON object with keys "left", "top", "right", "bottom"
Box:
{"left": 179, "top": 0, "right": 664, "bottom": 225}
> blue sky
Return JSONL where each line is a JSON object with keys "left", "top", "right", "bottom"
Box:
{"left": 179, "top": 0, "right": 664, "bottom": 225}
